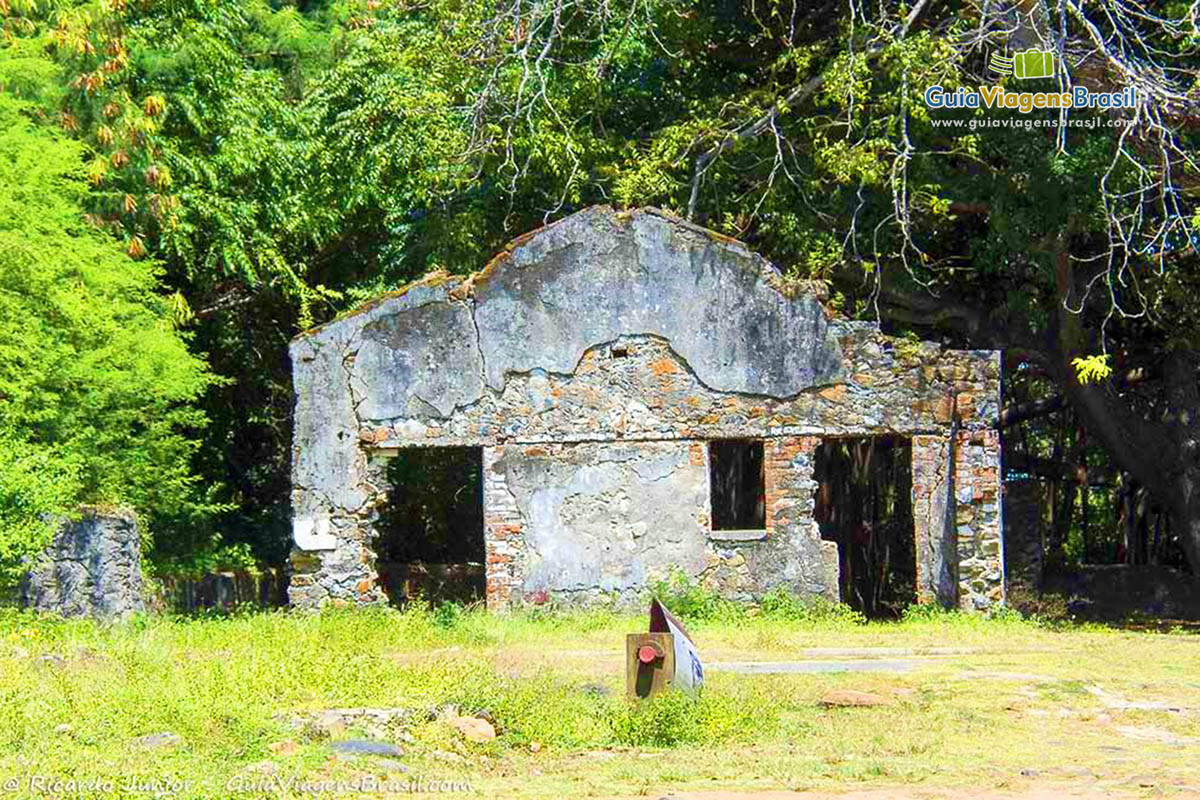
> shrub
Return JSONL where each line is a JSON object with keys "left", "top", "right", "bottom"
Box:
{"left": 607, "top": 689, "right": 766, "bottom": 747}
{"left": 758, "top": 586, "right": 866, "bottom": 625}
{"left": 0, "top": 85, "right": 215, "bottom": 578}
{"left": 646, "top": 568, "right": 742, "bottom": 623}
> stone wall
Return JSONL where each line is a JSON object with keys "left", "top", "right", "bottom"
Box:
{"left": 288, "top": 206, "right": 1003, "bottom": 611}
{"left": 21, "top": 510, "right": 144, "bottom": 619}
{"left": 487, "top": 440, "right": 709, "bottom": 605}
{"left": 952, "top": 429, "right": 1004, "bottom": 610}
{"left": 1043, "top": 565, "right": 1200, "bottom": 621}
{"left": 911, "top": 431, "right": 1004, "bottom": 610}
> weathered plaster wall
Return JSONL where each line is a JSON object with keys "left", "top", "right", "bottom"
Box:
{"left": 288, "top": 206, "right": 1003, "bottom": 611}
{"left": 480, "top": 437, "right": 839, "bottom": 607}
{"left": 485, "top": 440, "right": 709, "bottom": 604}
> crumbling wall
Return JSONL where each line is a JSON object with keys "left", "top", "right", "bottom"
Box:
{"left": 288, "top": 206, "right": 1003, "bottom": 611}
{"left": 21, "top": 510, "right": 144, "bottom": 619}
{"left": 912, "top": 430, "right": 1004, "bottom": 611}
{"left": 485, "top": 440, "right": 709, "bottom": 605}
{"left": 953, "top": 429, "right": 1004, "bottom": 610}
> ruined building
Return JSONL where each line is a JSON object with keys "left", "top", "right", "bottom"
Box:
{"left": 288, "top": 207, "right": 1004, "bottom": 613}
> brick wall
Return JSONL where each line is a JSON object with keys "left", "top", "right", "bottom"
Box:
{"left": 482, "top": 445, "right": 525, "bottom": 610}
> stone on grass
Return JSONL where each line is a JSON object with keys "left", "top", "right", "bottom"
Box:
{"left": 131, "top": 732, "right": 183, "bottom": 750}
{"left": 450, "top": 716, "right": 496, "bottom": 743}
{"left": 819, "top": 690, "right": 891, "bottom": 708}
{"left": 330, "top": 739, "right": 403, "bottom": 757}
{"left": 268, "top": 740, "right": 299, "bottom": 756}
{"left": 245, "top": 761, "right": 279, "bottom": 774}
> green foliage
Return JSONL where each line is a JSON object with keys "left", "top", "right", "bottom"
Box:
{"left": 4, "top": 0, "right": 1197, "bottom": 573}
{"left": 648, "top": 568, "right": 742, "bottom": 623}
{"left": 649, "top": 568, "right": 867, "bottom": 627}
{"left": 0, "top": 437, "right": 80, "bottom": 585}
{"left": 1071, "top": 354, "right": 1113, "bottom": 384}
{"left": 147, "top": 541, "right": 257, "bottom": 581}
{"left": 608, "top": 688, "right": 767, "bottom": 747}
{"left": 757, "top": 586, "right": 867, "bottom": 626}
{"left": 0, "top": 82, "right": 213, "bottom": 577}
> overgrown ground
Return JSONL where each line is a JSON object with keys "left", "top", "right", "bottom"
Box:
{"left": 2, "top": 599, "right": 1198, "bottom": 799}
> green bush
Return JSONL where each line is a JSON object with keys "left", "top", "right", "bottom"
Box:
{"left": 758, "top": 586, "right": 867, "bottom": 626}
{"left": 0, "top": 80, "right": 214, "bottom": 579}
{"left": 607, "top": 689, "right": 768, "bottom": 747}
{"left": 647, "top": 569, "right": 742, "bottom": 623}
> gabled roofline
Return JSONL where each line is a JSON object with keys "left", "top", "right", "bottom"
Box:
{"left": 292, "top": 206, "right": 767, "bottom": 342}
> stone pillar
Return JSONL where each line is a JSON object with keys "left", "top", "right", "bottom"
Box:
{"left": 287, "top": 450, "right": 389, "bottom": 609}
{"left": 953, "top": 429, "right": 1004, "bottom": 610}
{"left": 482, "top": 445, "right": 525, "bottom": 610}
{"left": 757, "top": 436, "right": 838, "bottom": 600}
{"left": 288, "top": 326, "right": 389, "bottom": 609}
{"left": 21, "top": 509, "right": 144, "bottom": 619}
{"left": 912, "top": 434, "right": 957, "bottom": 607}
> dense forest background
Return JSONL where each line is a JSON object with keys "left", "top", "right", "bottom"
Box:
{"left": 0, "top": 0, "right": 1197, "bottom": 584}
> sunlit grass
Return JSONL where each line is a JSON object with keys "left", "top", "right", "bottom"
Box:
{"left": 1, "top": 603, "right": 1197, "bottom": 798}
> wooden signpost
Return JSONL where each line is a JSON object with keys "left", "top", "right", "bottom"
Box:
{"left": 625, "top": 599, "right": 704, "bottom": 700}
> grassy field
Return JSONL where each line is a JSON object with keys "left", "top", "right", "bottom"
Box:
{"left": 2, "top": 599, "right": 1199, "bottom": 799}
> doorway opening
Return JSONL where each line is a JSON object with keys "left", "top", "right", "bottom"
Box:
{"left": 813, "top": 437, "right": 915, "bottom": 618}
{"left": 375, "top": 446, "right": 485, "bottom": 606}
{"left": 709, "top": 440, "right": 766, "bottom": 530}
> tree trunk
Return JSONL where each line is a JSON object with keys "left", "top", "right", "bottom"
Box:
{"left": 1049, "top": 233, "right": 1200, "bottom": 577}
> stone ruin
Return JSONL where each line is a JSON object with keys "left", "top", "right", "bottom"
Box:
{"left": 21, "top": 509, "right": 145, "bottom": 619}
{"left": 288, "top": 206, "right": 1004, "bottom": 612}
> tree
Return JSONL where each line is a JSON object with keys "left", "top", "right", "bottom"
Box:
{"left": 0, "top": 65, "right": 213, "bottom": 581}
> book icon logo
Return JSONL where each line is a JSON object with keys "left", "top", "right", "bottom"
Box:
{"left": 988, "top": 49, "right": 1056, "bottom": 79}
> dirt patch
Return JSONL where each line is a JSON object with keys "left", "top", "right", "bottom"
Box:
{"left": 614, "top": 785, "right": 1149, "bottom": 800}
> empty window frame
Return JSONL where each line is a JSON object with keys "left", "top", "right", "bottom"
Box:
{"left": 708, "top": 440, "right": 766, "bottom": 530}
{"left": 375, "top": 446, "right": 485, "bottom": 606}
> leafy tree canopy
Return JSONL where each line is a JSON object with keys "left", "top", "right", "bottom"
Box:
{"left": 0, "top": 63, "right": 213, "bottom": 580}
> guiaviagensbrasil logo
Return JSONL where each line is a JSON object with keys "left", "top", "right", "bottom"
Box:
{"left": 924, "top": 47, "right": 1136, "bottom": 113}
{"left": 988, "top": 49, "right": 1056, "bottom": 80}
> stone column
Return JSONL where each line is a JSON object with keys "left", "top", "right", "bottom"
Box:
{"left": 288, "top": 325, "right": 388, "bottom": 608}
{"left": 912, "top": 434, "right": 957, "bottom": 607}
{"left": 482, "top": 445, "right": 525, "bottom": 610}
{"left": 953, "top": 429, "right": 1004, "bottom": 610}
{"left": 287, "top": 448, "right": 389, "bottom": 609}
{"left": 21, "top": 509, "right": 144, "bottom": 619}
{"left": 755, "top": 436, "right": 839, "bottom": 600}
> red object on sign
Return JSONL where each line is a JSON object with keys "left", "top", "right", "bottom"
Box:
{"left": 637, "top": 645, "right": 659, "bottom": 663}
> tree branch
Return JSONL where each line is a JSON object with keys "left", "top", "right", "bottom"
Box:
{"left": 685, "top": 0, "right": 933, "bottom": 220}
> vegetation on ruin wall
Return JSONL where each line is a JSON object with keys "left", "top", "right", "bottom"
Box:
{"left": 0, "top": 1, "right": 1197, "bottom": 574}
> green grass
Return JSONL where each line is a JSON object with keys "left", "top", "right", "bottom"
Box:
{"left": 2, "top": 603, "right": 1199, "bottom": 798}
